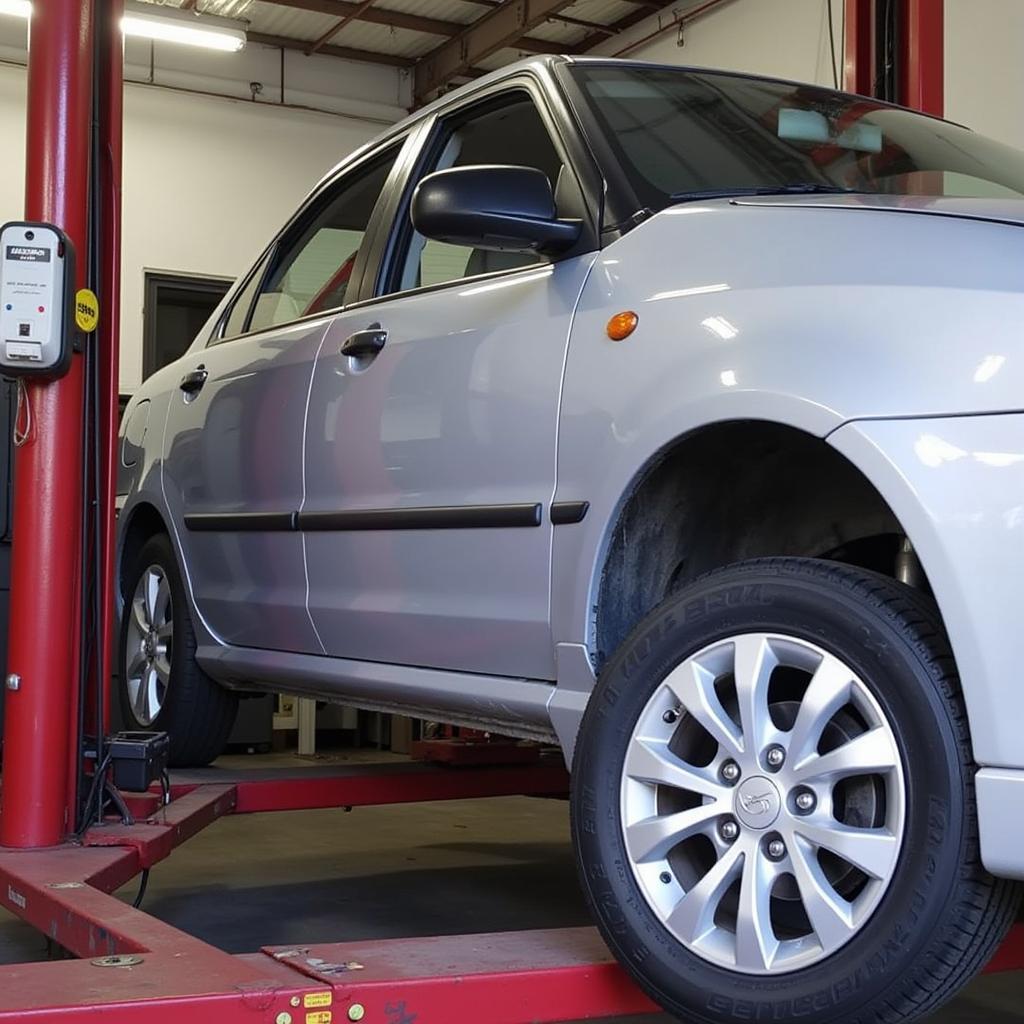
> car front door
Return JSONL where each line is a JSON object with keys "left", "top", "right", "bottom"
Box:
{"left": 302, "top": 85, "right": 599, "bottom": 680}
{"left": 161, "top": 140, "right": 405, "bottom": 653}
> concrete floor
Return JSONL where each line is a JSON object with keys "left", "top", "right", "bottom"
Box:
{"left": 1, "top": 751, "right": 1022, "bottom": 1023}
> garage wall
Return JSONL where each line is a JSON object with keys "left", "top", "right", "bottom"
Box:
{"left": 945, "top": 0, "right": 1024, "bottom": 149}
{"left": 589, "top": 0, "right": 840, "bottom": 88}
{"left": 0, "top": 24, "right": 409, "bottom": 392}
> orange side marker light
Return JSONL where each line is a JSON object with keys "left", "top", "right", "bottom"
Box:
{"left": 607, "top": 310, "right": 638, "bottom": 341}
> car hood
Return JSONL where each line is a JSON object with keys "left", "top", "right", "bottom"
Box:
{"left": 730, "top": 193, "right": 1024, "bottom": 228}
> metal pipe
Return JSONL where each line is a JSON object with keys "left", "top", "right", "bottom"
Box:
{"left": 0, "top": 0, "right": 95, "bottom": 848}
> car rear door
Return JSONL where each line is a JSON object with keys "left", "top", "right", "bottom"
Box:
{"left": 301, "top": 82, "right": 599, "bottom": 680}
{"left": 161, "top": 139, "right": 408, "bottom": 653}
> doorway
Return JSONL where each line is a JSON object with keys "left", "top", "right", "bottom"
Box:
{"left": 142, "top": 272, "right": 232, "bottom": 380}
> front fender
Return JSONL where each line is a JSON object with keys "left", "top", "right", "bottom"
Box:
{"left": 829, "top": 413, "right": 1024, "bottom": 771}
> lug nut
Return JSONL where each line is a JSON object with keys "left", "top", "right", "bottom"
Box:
{"left": 765, "top": 745, "right": 786, "bottom": 770}
{"left": 720, "top": 819, "right": 739, "bottom": 842}
{"left": 662, "top": 707, "right": 679, "bottom": 724}
{"left": 794, "top": 789, "right": 816, "bottom": 814}
{"left": 766, "top": 838, "right": 786, "bottom": 860}
{"left": 720, "top": 760, "right": 741, "bottom": 784}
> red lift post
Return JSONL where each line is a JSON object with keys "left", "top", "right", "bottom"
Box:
{"left": 0, "top": 2, "right": 1019, "bottom": 1022}
{"left": 0, "top": 0, "right": 94, "bottom": 849}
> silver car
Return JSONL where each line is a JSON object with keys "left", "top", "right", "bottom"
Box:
{"left": 117, "top": 55, "right": 1024, "bottom": 1024}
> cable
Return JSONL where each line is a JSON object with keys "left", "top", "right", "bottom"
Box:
{"left": 131, "top": 868, "right": 150, "bottom": 909}
{"left": 827, "top": 0, "right": 839, "bottom": 89}
{"left": 12, "top": 379, "right": 31, "bottom": 447}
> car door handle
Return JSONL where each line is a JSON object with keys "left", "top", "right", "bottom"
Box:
{"left": 341, "top": 323, "right": 387, "bottom": 359}
{"left": 179, "top": 365, "right": 208, "bottom": 395}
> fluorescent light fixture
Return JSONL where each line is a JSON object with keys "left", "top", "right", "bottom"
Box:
{"left": 0, "top": 0, "right": 31, "bottom": 17}
{"left": 122, "top": 2, "right": 246, "bottom": 52}
{"left": 0, "top": 1, "right": 247, "bottom": 51}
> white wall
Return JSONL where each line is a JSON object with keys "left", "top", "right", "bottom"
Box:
{"left": 0, "top": 19, "right": 409, "bottom": 391}
{"left": 591, "top": 0, "right": 841, "bottom": 88}
{"left": 945, "top": 0, "right": 1024, "bottom": 150}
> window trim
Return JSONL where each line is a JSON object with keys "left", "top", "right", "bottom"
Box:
{"left": 207, "top": 129, "right": 419, "bottom": 348}
{"left": 365, "top": 73, "right": 602, "bottom": 306}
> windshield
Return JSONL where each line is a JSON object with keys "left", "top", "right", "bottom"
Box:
{"left": 570, "top": 64, "right": 1024, "bottom": 213}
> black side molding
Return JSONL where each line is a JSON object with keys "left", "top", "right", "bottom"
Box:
{"left": 551, "top": 501, "right": 589, "bottom": 525}
{"left": 185, "top": 511, "right": 296, "bottom": 532}
{"left": 298, "top": 503, "right": 543, "bottom": 532}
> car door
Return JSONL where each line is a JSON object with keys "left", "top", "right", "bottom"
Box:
{"left": 161, "top": 140, "right": 405, "bottom": 653}
{"left": 302, "top": 84, "right": 599, "bottom": 680}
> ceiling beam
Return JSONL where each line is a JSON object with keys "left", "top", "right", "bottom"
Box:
{"left": 578, "top": 0, "right": 733, "bottom": 53}
{"left": 257, "top": 0, "right": 467, "bottom": 38}
{"left": 456, "top": 0, "right": 616, "bottom": 36}
{"left": 306, "top": 0, "right": 380, "bottom": 54}
{"left": 413, "top": 0, "right": 578, "bottom": 101}
{"left": 257, "top": 0, "right": 577, "bottom": 54}
{"left": 249, "top": 30, "right": 415, "bottom": 67}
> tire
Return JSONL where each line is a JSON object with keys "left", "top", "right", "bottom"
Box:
{"left": 118, "top": 533, "right": 238, "bottom": 767}
{"left": 571, "top": 557, "right": 1020, "bottom": 1024}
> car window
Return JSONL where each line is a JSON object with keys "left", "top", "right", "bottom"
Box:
{"left": 395, "top": 93, "right": 565, "bottom": 293}
{"left": 219, "top": 250, "right": 270, "bottom": 341}
{"left": 247, "top": 145, "right": 400, "bottom": 335}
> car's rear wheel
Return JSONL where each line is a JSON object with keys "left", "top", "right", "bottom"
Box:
{"left": 119, "top": 533, "right": 238, "bottom": 767}
{"left": 572, "top": 557, "right": 1020, "bottom": 1024}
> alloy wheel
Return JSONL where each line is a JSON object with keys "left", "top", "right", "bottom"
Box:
{"left": 124, "top": 564, "right": 173, "bottom": 726}
{"left": 620, "top": 632, "right": 905, "bottom": 974}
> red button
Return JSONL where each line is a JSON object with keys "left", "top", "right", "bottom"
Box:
{"left": 37, "top": 306, "right": 44, "bottom": 313}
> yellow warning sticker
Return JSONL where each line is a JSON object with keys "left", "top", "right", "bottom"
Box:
{"left": 304, "top": 992, "right": 333, "bottom": 1009}
{"left": 75, "top": 288, "right": 99, "bottom": 333}
{"left": 305, "top": 1012, "right": 332, "bottom": 1024}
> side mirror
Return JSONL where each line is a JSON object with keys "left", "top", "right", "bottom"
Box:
{"left": 411, "top": 165, "right": 581, "bottom": 256}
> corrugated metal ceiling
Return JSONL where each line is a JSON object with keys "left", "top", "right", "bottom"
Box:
{"left": 139, "top": 0, "right": 710, "bottom": 95}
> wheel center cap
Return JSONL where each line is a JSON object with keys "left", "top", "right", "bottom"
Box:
{"left": 734, "top": 776, "right": 781, "bottom": 830}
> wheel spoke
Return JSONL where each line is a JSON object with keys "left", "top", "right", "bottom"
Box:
{"left": 144, "top": 570, "right": 161, "bottom": 622}
{"left": 625, "top": 737, "right": 729, "bottom": 800}
{"left": 792, "top": 819, "right": 899, "bottom": 880}
{"left": 787, "top": 654, "right": 854, "bottom": 768}
{"left": 789, "top": 834, "right": 856, "bottom": 951}
{"left": 665, "top": 660, "right": 743, "bottom": 759}
{"left": 144, "top": 666, "right": 160, "bottom": 724}
{"left": 665, "top": 840, "right": 744, "bottom": 944}
{"left": 155, "top": 622, "right": 173, "bottom": 641}
{"left": 153, "top": 576, "right": 171, "bottom": 627}
{"left": 791, "top": 727, "right": 899, "bottom": 785}
{"left": 153, "top": 652, "right": 171, "bottom": 685}
{"left": 626, "top": 803, "right": 723, "bottom": 863}
{"left": 735, "top": 845, "right": 779, "bottom": 971}
{"left": 732, "top": 635, "right": 776, "bottom": 755}
{"left": 131, "top": 596, "right": 149, "bottom": 636}
{"left": 125, "top": 647, "right": 147, "bottom": 680}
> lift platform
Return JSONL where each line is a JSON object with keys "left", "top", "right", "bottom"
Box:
{"left": 0, "top": 757, "right": 1021, "bottom": 1024}
{"left": 0, "top": 758, "right": 661, "bottom": 1023}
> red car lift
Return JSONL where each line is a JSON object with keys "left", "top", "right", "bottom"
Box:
{"left": 0, "top": 2, "right": 1019, "bottom": 1023}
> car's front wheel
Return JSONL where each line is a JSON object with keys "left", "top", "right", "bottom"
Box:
{"left": 572, "top": 557, "right": 1019, "bottom": 1024}
{"left": 119, "top": 533, "right": 238, "bottom": 767}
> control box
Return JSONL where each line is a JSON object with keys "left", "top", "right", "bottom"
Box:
{"left": 0, "top": 221, "right": 74, "bottom": 378}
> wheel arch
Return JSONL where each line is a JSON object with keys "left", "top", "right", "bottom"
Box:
{"left": 117, "top": 500, "right": 170, "bottom": 606}
{"left": 590, "top": 419, "right": 916, "bottom": 669}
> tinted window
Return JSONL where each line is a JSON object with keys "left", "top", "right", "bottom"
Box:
{"left": 248, "top": 146, "right": 399, "bottom": 334}
{"left": 396, "top": 94, "right": 564, "bottom": 293}
{"left": 572, "top": 65, "right": 1024, "bottom": 212}
{"left": 220, "top": 253, "right": 268, "bottom": 341}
